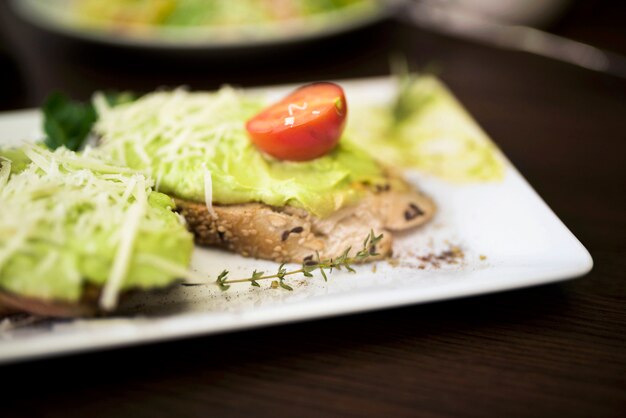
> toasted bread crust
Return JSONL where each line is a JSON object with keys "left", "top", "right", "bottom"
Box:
{"left": 0, "top": 288, "right": 99, "bottom": 318}
{"left": 176, "top": 182, "right": 435, "bottom": 263}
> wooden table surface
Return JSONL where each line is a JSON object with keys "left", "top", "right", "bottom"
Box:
{"left": 1, "top": 3, "right": 625, "bottom": 417}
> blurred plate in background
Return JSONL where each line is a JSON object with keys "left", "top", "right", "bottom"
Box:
{"left": 11, "top": 0, "right": 400, "bottom": 49}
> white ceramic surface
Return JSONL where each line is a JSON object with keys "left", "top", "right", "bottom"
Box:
{"left": 0, "top": 77, "right": 592, "bottom": 364}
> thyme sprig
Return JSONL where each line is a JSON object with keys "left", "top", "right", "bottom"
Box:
{"left": 183, "top": 230, "right": 383, "bottom": 291}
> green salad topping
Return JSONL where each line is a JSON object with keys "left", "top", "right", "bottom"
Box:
{"left": 0, "top": 145, "right": 193, "bottom": 307}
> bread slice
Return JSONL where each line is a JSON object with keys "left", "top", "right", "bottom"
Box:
{"left": 0, "top": 284, "right": 177, "bottom": 318}
{"left": 176, "top": 178, "right": 435, "bottom": 263}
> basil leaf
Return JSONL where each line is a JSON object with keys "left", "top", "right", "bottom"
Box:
{"left": 42, "top": 91, "right": 136, "bottom": 151}
{"left": 43, "top": 92, "right": 97, "bottom": 151}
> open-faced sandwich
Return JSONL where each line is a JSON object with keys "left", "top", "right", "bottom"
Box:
{"left": 0, "top": 145, "right": 193, "bottom": 317}
{"left": 93, "top": 83, "right": 436, "bottom": 263}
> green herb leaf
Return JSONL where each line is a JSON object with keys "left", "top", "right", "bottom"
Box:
{"left": 303, "top": 264, "right": 317, "bottom": 274}
{"left": 277, "top": 263, "right": 287, "bottom": 279}
{"left": 183, "top": 232, "right": 384, "bottom": 291}
{"left": 42, "top": 91, "right": 136, "bottom": 152}
{"left": 216, "top": 269, "right": 230, "bottom": 291}
{"left": 279, "top": 281, "right": 293, "bottom": 291}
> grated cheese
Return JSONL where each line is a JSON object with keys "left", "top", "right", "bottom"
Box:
{"left": 203, "top": 164, "right": 216, "bottom": 218}
{"left": 100, "top": 175, "right": 151, "bottom": 310}
{"left": 94, "top": 87, "right": 255, "bottom": 190}
{"left": 99, "top": 201, "right": 143, "bottom": 311}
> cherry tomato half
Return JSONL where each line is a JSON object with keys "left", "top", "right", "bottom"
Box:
{"left": 245, "top": 82, "right": 347, "bottom": 161}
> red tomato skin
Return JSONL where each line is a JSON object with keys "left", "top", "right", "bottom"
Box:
{"left": 245, "top": 83, "right": 347, "bottom": 161}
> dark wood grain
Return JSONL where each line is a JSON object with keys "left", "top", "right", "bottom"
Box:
{"left": 1, "top": 2, "right": 625, "bottom": 417}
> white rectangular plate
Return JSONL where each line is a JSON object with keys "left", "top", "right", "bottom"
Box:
{"left": 0, "top": 77, "right": 592, "bottom": 364}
